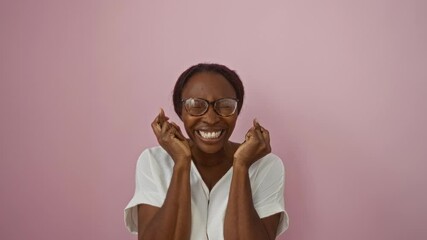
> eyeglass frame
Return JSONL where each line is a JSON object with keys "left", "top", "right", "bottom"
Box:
{"left": 181, "top": 97, "right": 239, "bottom": 117}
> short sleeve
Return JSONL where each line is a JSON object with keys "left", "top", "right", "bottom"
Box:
{"left": 251, "top": 154, "right": 289, "bottom": 236}
{"left": 124, "top": 149, "right": 168, "bottom": 234}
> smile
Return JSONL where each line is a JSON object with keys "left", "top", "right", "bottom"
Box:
{"left": 196, "top": 130, "right": 223, "bottom": 139}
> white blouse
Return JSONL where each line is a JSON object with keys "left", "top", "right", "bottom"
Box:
{"left": 124, "top": 146, "right": 289, "bottom": 239}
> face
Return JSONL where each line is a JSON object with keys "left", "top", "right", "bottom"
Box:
{"left": 181, "top": 72, "right": 238, "bottom": 154}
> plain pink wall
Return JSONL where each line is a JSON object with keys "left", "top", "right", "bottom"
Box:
{"left": 1, "top": 0, "right": 426, "bottom": 239}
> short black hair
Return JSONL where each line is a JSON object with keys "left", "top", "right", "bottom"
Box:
{"left": 172, "top": 63, "right": 245, "bottom": 118}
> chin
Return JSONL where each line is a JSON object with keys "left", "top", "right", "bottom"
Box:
{"left": 191, "top": 137, "right": 229, "bottom": 155}
{"left": 197, "top": 144, "right": 225, "bottom": 154}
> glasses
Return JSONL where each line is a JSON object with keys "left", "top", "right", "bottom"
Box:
{"left": 182, "top": 98, "right": 238, "bottom": 117}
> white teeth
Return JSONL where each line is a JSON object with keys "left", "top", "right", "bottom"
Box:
{"left": 198, "top": 130, "right": 222, "bottom": 139}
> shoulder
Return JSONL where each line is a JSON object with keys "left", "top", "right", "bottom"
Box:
{"left": 250, "top": 153, "right": 285, "bottom": 178}
{"left": 257, "top": 153, "right": 284, "bottom": 169}
{"left": 249, "top": 153, "right": 285, "bottom": 194}
{"left": 136, "top": 146, "right": 174, "bottom": 170}
{"left": 140, "top": 146, "right": 170, "bottom": 159}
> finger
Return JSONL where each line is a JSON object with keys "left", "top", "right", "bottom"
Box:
{"left": 159, "top": 108, "right": 165, "bottom": 121}
{"left": 153, "top": 109, "right": 168, "bottom": 130}
{"left": 261, "top": 126, "right": 271, "bottom": 146}
{"left": 170, "top": 122, "right": 186, "bottom": 141}
{"left": 151, "top": 123, "right": 161, "bottom": 138}
{"left": 259, "top": 126, "right": 269, "bottom": 137}
{"left": 166, "top": 125, "right": 177, "bottom": 137}
{"left": 254, "top": 119, "right": 264, "bottom": 138}
{"left": 252, "top": 120, "right": 269, "bottom": 148}
{"left": 152, "top": 110, "right": 161, "bottom": 125}
{"left": 250, "top": 118, "right": 261, "bottom": 135}
{"left": 169, "top": 122, "right": 181, "bottom": 131}
{"left": 167, "top": 127, "right": 186, "bottom": 145}
{"left": 158, "top": 108, "right": 169, "bottom": 124}
{"left": 253, "top": 118, "right": 262, "bottom": 131}
{"left": 253, "top": 118, "right": 258, "bottom": 126}
{"left": 151, "top": 114, "right": 163, "bottom": 137}
{"left": 161, "top": 121, "right": 171, "bottom": 135}
{"left": 254, "top": 119, "right": 268, "bottom": 138}
{"left": 245, "top": 128, "right": 254, "bottom": 141}
{"left": 254, "top": 125, "right": 264, "bottom": 142}
{"left": 152, "top": 115, "right": 160, "bottom": 130}
{"left": 174, "top": 130, "right": 186, "bottom": 142}
{"left": 256, "top": 123, "right": 271, "bottom": 152}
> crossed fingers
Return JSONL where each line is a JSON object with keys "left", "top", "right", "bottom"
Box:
{"left": 151, "top": 108, "right": 185, "bottom": 141}
{"left": 245, "top": 119, "right": 270, "bottom": 145}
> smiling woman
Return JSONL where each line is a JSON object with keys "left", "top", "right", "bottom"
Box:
{"left": 124, "top": 63, "right": 289, "bottom": 240}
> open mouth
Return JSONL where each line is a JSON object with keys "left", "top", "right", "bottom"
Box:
{"left": 196, "top": 130, "right": 224, "bottom": 140}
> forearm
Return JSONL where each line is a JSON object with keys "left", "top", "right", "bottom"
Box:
{"left": 224, "top": 165, "right": 272, "bottom": 240}
{"left": 141, "top": 162, "right": 192, "bottom": 240}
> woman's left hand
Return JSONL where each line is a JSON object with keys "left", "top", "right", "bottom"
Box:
{"left": 233, "top": 119, "right": 271, "bottom": 168}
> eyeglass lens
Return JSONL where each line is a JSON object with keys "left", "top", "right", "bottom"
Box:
{"left": 184, "top": 98, "right": 237, "bottom": 116}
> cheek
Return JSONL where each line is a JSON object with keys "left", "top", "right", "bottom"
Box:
{"left": 182, "top": 124, "right": 193, "bottom": 139}
{"left": 181, "top": 115, "right": 197, "bottom": 134}
{"left": 226, "top": 116, "right": 238, "bottom": 129}
{"left": 231, "top": 114, "right": 239, "bottom": 123}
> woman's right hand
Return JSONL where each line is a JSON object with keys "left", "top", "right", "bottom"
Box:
{"left": 151, "top": 108, "right": 192, "bottom": 164}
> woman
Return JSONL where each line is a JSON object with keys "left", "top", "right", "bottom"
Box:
{"left": 125, "top": 63, "right": 289, "bottom": 239}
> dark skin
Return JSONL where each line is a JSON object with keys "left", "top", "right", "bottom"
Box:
{"left": 138, "top": 72, "right": 281, "bottom": 240}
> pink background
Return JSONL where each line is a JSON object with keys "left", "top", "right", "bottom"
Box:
{"left": 1, "top": 0, "right": 426, "bottom": 239}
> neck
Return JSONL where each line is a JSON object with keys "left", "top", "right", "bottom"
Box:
{"left": 191, "top": 142, "right": 235, "bottom": 167}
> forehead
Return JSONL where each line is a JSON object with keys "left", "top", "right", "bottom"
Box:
{"left": 181, "top": 72, "right": 236, "bottom": 99}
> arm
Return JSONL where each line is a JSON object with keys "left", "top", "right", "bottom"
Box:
{"left": 224, "top": 164, "right": 281, "bottom": 240}
{"left": 138, "top": 160, "right": 191, "bottom": 240}
{"left": 137, "top": 109, "right": 192, "bottom": 240}
{"left": 224, "top": 120, "right": 280, "bottom": 240}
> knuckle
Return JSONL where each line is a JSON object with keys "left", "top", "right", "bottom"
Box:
{"left": 161, "top": 135, "right": 168, "bottom": 142}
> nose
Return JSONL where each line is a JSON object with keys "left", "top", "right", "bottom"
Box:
{"left": 202, "top": 105, "right": 220, "bottom": 124}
